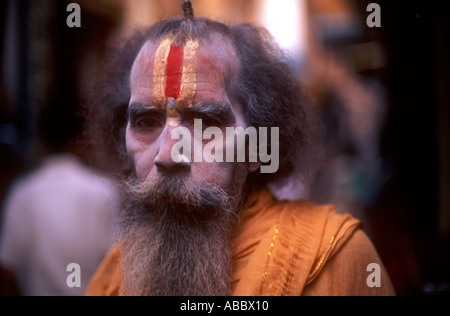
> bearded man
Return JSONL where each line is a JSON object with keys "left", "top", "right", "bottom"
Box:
{"left": 84, "top": 2, "right": 395, "bottom": 296}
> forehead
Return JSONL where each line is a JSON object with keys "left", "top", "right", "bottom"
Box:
{"left": 130, "top": 34, "right": 239, "bottom": 108}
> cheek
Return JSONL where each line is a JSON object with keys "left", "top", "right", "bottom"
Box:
{"left": 126, "top": 127, "right": 158, "bottom": 180}
{"left": 190, "top": 123, "right": 248, "bottom": 189}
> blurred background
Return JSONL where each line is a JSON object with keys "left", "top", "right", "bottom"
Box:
{"left": 0, "top": 0, "right": 449, "bottom": 295}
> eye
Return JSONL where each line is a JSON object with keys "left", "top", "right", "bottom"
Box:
{"left": 133, "top": 115, "right": 163, "bottom": 129}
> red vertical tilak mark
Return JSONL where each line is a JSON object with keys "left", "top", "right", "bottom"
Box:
{"left": 165, "top": 45, "right": 183, "bottom": 99}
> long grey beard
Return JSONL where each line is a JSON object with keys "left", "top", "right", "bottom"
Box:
{"left": 118, "top": 175, "right": 244, "bottom": 296}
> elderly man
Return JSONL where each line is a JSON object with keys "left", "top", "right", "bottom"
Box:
{"left": 84, "top": 2, "right": 395, "bottom": 296}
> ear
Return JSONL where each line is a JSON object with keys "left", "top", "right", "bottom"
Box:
{"left": 247, "top": 161, "right": 261, "bottom": 173}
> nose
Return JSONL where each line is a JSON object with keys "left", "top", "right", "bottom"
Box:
{"left": 154, "top": 126, "right": 191, "bottom": 175}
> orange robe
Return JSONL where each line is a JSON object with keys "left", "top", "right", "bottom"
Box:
{"left": 86, "top": 188, "right": 395, "bottom": 296}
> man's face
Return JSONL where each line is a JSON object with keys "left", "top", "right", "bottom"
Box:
{"left": 121, "top": 34, "right": 256, "bottom": 296}
{"left": 126, "top": 34, "right": 249, "bottom": 190}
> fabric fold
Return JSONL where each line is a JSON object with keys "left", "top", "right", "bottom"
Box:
{"left": 86, "top": 188, "right": 392, "bottom": 296}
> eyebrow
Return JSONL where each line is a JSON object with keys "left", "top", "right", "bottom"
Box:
{"left": 128, "top": 102, "right": 159, "bottom": 111}
{"left": 184, "top": 102, "right": 236, "bottom": 123}
{"left": 127, "top": 103, "right": 164, "bottom": 119}
{"left": 127, "top": 101, "right": 237, "bottom": 123}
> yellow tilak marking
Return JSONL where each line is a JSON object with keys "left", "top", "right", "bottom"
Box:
{"left": 177, "top": 39, "right": 199, "bottom": 107}
{"left": 152, "top": 37, "right": 173, "bottom": 106}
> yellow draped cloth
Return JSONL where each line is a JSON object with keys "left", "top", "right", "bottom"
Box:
{"left": 86, "top": 188, "right": 395, "bottom": 296}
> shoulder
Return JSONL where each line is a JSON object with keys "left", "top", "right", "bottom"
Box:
{"left": 270, "top": 196, "right": 394, "bottom": 295}
{"left": 85, "top": 244, "right": 123, "bottom": 296}
{"left": 303, "top": 228, "right": 396, "bottom": 296}
{"left": 276, "top": 198, "right": 364, "bottom": 270}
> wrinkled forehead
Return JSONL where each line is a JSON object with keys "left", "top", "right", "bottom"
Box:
{"left": 130, "top": 33, "right": 239, "bottom": 108}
